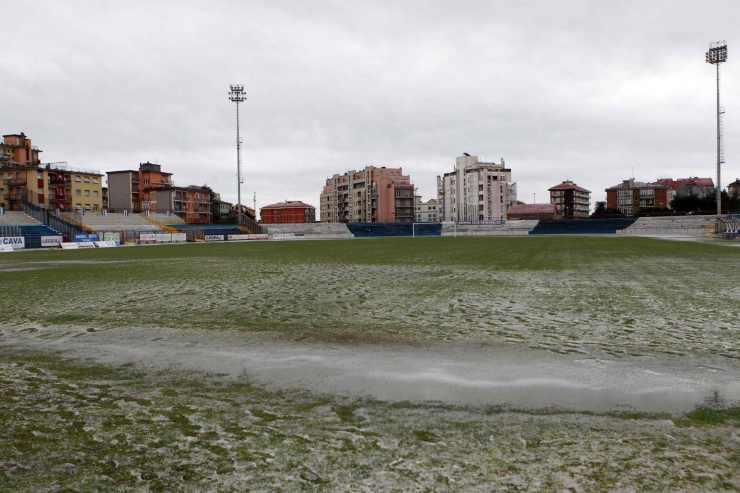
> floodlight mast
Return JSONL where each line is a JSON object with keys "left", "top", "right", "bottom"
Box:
{"left": 706, "top": 41, "right": 727, "bottom": 217}
{"left": 228, "top": 84, "right": 247, "bottom": 225}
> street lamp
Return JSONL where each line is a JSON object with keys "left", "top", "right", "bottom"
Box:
{"left": 228, "top": 84, "right": 247, "bottom": 225}
{"left": 706, "top": 41, "right": 727, "bottom": 216}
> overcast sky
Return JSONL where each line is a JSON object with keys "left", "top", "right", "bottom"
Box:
{"left": 3, "top": 1, "right": 739, "bottom": 209}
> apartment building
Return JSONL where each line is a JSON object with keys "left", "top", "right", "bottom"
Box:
{"left": 1, "top": 166, "right": 103, "bottom": 212}
{"left": 548, "top": 180, "right": 591, "bottom": 218}
{"left": 320, "top": 166, "right": 415, "bottom": 223}
{"left": 605, "top": 179, "right": 670, "bottom": 216}
{"left": 729, "top": 179, "right": 740, "bottom": 197}
{"left": 656, "top": 177, "right": 714, "bottom": 199}
{"left": 414, "top": 196, "right": 439, "bottom": 223}
{"left": 107, "top": 162, "right": 173, "bottom": 211}
{"left": 151, "top": 185, "right": 213, "bottom": 224}
{"left": 261, "top": 201, "right": 316, "bottom": 224}
{"left": 0, "top": 133, "right": 42, "bottom": 210}
{"left": 437, "top": 154, "right": 516, "bottom": 223}
{"left": 507, "top": 203, "right": 557, "bottom": 220}
{"left": 0, "top": 132, "right": 41, "bottom": 166}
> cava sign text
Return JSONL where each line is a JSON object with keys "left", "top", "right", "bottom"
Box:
{"left": 0, "top": 237, "right": 25, "bottom": 249}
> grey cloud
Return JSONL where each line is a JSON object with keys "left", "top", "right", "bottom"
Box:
{"left": 2, "top": 0, "right": 738, "bottom": 208}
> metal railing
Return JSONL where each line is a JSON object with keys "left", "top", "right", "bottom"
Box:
{"left": 21, "top": 200, "right": 86, "bottom": 241}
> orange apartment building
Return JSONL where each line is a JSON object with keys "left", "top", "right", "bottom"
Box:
{"left": 107, "top": 162, "right": 214, "bottom": 223}
{"left": 320, "top": 166, "right": 415, "bottom": 223}
{"left": 0, "top": 133, "right": 42, "bottom": 210}
{"left": 106, "top": 162, "right": 173, "bottom": 212}
{"left": 151, "top": 185, "right": 213, "bottom": 224}
{"left": 260, "top": 201, "right": 316, "bottom": 224}
{"left": 1, "top": 133, "right": 102, "bottom": 212}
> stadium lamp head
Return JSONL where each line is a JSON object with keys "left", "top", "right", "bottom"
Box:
{"left": 706, "top": 41, "right": 728, "bottom": 64}
{"left": 228, "top": 84, "right": 247, "bottom": 102}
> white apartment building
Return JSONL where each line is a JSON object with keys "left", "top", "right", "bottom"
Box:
{"left": 414, "top": 196, "right": 439, "bottom": 222}
{"left": 436, "top": 154, "right": 516, "bottom": 223}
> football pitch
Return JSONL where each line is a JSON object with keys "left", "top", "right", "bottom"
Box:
{"left": 1, "top": 236, "right": 740, "bottom": 491}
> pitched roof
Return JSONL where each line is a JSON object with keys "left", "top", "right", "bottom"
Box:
{"left": 548, "top": 181, "right": 590, "bottom": 193}
{"left": 657, "top": 177, "right": 714, "bottom": 189}
{"left": 261, "top": 201, "right": 315, "bottom": 210}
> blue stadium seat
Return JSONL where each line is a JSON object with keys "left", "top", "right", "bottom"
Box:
{"left": 348, "top": 223, "right": 442, "bottom": 237}
{"left": 19, "top": 224, "right": 63, "bottom": 248}
{"left": 529, "top": 218, "right": 636, "bottom": 235}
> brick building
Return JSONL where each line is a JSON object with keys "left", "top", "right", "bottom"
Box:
{"left": 656, "top": 177, "right": 714, "bottom": 199}
{"left": 548, "top": 180, "right": 591, "bottom": 218}
{"left": 605, "top": 179, "right": 670, "bottom": 216}
{"left": 507, "top": 203, "right": 557, "bottom": 220}
{"left": 729, "top": 179, "right": 740, "bottom": 197}
{"left": 260, "top": 201, "right": 316, "bottom": 224}
{"left": 320, "top": 166, "right": 415, "bottom": 223}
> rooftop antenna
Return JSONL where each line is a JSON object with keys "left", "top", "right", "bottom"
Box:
{"left": 706, "top": 41, "right": 728, "bottom": 216}
{"left": 228, "top": 83, "right": 247, "bottom": 225}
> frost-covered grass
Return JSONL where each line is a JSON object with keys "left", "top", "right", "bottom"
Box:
{"left": 2, "top": 350, "right": 739, "bottom": 492}
{"left": 1, "top": 236, "right": 738, "bottom": 359}
{"left": 2, "top": 237, "right": 740, "bottom": 490}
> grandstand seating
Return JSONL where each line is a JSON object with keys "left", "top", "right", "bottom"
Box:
{"left": 262, "top": 223, "right": 354, "bottom": 239}
{"left": 62, "top": 212, "right": 161, "bottom": 232}
{"left": 618, "top": 215, "right": 717, "bottom": 237}
{"left": 149, "top": 212, "right": 185, "bottom": 225}
{"left": 0, "top": 211, "right": 40, "bottom": 226}
{"left": 530, "top": 218, "right": 636, "bottom": 235}
{"left": 0, "top": 212, "right": 62, "bottom": 248}
{"left": 441, "top": 221, "right": 538, "bottom": 236}
{"left": 20, "top": 224, "right": 62, "bottom": 248}
{"left": 348, "top": 223, "right": 440, "bottom": 237}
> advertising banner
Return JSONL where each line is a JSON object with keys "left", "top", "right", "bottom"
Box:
{"left": 171, "top": 233, "right": 187, "bottom": 242}
{"left": 60, "top": 242, "right": 79, "bottom": 250}
{"left": 94, "top": 241, "right": 117, "bottom": 248}
{"left": 103, "top": 232, "right": 121, "bottom": 244}
{"left": 41, "top": 236, "right": 63, "bottom": 247}
{"left": 74, "top": 234, "right": 98, "bottom": 242}
{"left": 0, "top": 236, "right": 25, "bottom": 249}
{"left": 140, "top": 233, "right": 172, "bottom": 243}
{"left": 204, "top": 235, "right": 225, "bottom": 241}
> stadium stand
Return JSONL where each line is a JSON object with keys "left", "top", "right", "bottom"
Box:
{"left": 441, "top": 221, "right": 538, "bottom": 236}
{"left": 348, "top": 223, "right": 441, "bottom": 237}
{"left": 61, "top": 212, "right": 161, "bottom": 232}
{"left": 618, "top": 215, "right": 717, "bottom": 238}
{"left": 20, "top": 224, "right": 62, "bottom": 248}
{"left": 0, "top": 211, "right": 40, "bottom": 226}
{"left": 530, "top": 218, "right": 636, "bottom": 235}
{"left": 149, "top": 212, "right": 185, "bottom": 225}
{"left": 262, "top": 223, "right": 354, "bottom": 240}
{"left": 0, "top": 212, "right": 62, "bottom": 248}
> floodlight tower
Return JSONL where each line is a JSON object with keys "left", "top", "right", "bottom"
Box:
{"left": 706, "top": 41, "right": 727, "bottom": 216}
{"left": 228, "top": 84, "right": 247, "bottom": 225}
